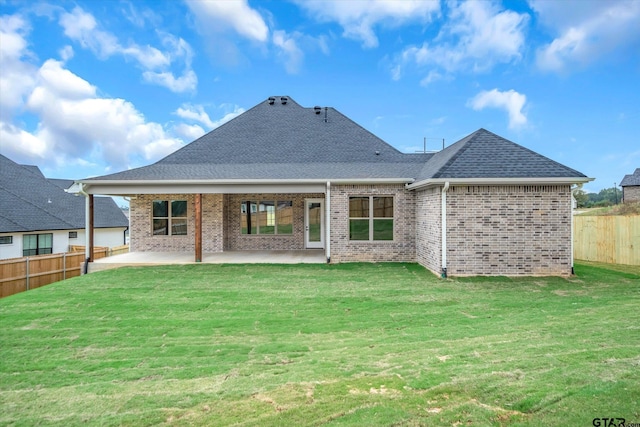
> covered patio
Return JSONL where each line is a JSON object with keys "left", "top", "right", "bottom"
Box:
{"left": 88, "top": 249, "right": 326, "bottom": 273}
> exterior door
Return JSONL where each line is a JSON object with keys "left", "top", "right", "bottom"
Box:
{"left": 305, "top": 199, "right": 324, "bottom": 249}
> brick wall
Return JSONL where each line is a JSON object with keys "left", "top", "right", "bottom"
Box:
{"left": 623, "top": 186, "right": 640, "bottom": 203}
{"left": 202, "top": 194, "right": 224, "bottom": 253}
{"left": 415, "top": 187, "right": 441, "bottom": 275}
{"left": 330, "top": 184, "right": 415, "bottom": 263}
{"left": 130, "top": 194, "right": 224, "bottom": 253}
{"left": 224, "top": 193, "right": 323, "bottom": 251}
{"left": 445, "top": 185, "right": 572, "bottom": 276}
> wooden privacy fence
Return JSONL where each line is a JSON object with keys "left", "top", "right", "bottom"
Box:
{"left": 0, "top": 245, "right": 129, "bottom": 298}
{"left": 69, "top": 245, "right": 130, "bottom": 257}
{"left": 574, "top": 216, "right": 640, "bottom": 265}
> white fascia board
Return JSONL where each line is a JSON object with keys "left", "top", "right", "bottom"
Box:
{"left": 80, "top": 178, "right": 414, "bottom": 195}
{"left": 406, "top": 176, "right": 594, "bottom": 191}
{"left": 64, "top": 182, "right": 83, "bottom": 194}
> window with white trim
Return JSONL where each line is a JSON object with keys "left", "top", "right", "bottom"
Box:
{"left": 349, "top": 196, "right": 393, "bottom": 241}
{"left": 0, "top": 236, "right": 13, "bottom": 245}
{"left": 153, "top": 200, "right": 187, "bottom": 236}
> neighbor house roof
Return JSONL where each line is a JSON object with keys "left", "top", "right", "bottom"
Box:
{"left": 620, "top": 168, "right": 640, "bottom": 187}
{"left": 0, "top": 154, "right": 128, "bottom": 233}
{"left": 79, "top": 96, "right": 589, "bottom": 187}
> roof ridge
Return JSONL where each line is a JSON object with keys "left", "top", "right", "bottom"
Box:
{"left": 328, "top": 107, "right": 406, "bottom": 156}
{"left": 431, "top": 131, "right": 480, "bottom": 178}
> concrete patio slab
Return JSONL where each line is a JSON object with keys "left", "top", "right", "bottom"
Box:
{"left": 88, "top": 250, "right": 326, "bottom": 273}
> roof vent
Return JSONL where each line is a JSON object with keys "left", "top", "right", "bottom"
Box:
{"left": 280, "top": 96, "right": 288, "bottom": 105}
{"left": 314, "top": 106, "right": 321, "bottom": 114}
{"left": 268, "top": 97, "right": 275, "bottom": 105}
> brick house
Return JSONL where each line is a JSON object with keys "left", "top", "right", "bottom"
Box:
{"left": 74, "top": 96, "right": 591, "bottom": 276}
{"left": 620, "top": 168, "right": 640, "bottom": 203}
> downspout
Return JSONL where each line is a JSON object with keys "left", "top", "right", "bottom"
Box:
{"left": 78, "top": 183, "right": 91, "bottom": 274}
{"left": 441, "top": 182, "right": 450, "bottom": 278}
{"left": 570, "top": 184, "right": 582, "bottom": 275}
{"left": 326, "top": 181, "right": 331, "bottom": 263}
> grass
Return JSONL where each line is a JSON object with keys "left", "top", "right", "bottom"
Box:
{"left": 577, "top": 202, "right": 640, "bottom": 216}
{"left": 1, "top": 262, "right": 638, "bottom": 426}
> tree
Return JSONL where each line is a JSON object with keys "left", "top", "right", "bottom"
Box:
{"left": 574, "top": 189, "right": 589, "bottom": 208}
{"left": 583, "top": 187, "right": 620, "bottom": 208}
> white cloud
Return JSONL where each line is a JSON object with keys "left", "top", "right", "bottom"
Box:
{"left": 468, "top": 89, "right": 528, "bottom": 130}
{"left": 273, "top": 30, "right": 304, "bottom": 74}
{"left": 174, "top": 104, "right": 245, "bottom": 134}
{"left": 59, "top": 45, "right": 74, "bottom": 61}
{"left": 211, "top": 108, "right": 245, "bottom": 129}
{"left": 1, "top": 56, "right": 184, "bottom": 169}
{"left": 174, "top": 123, "right": 206, "bottom": 141}
{"left": 174, "top": 104, "right": 216, "bottom": 129}
{"left": 58, "top": 6, "right": 196, "bottom": 92}
{"left": 0, "top": 14, "right": 36, "bottom": 121}
{"left": 59, "top": 7, "right": 122, "bottom": 59}
{"left": 0, "top": 121, "right": 48, "bottom": 159}
{"left": 392, "top": 1, "right": 528, "bottom": 80}
{"left": 420, "top": 70, "right": 445, "bottom": 86}
{"left": 185, "top": 0, "right": 269, "bottom": 42}
{"left": 142, "top": 70, "right": 197, "bottom": 94}
{"left": 295, "top": 0, "right": 440, "bottom": 48}
{"left": 532, "top": 0, "right": 640, "bottom": 72}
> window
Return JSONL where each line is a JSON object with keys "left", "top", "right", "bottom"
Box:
{"left": 23, "top": 233, "right": 53, "bottom": 256}
{"left": 241, "top": 200, "right": 293, "bottom": 235}
{"left": 153, "top": 200, "right": 187, "bottom": 236}
{"left": 69, "top": 231, "right": 78, "bottom": 239}
{"left": 349, "top": 196, "right": 393, "bottom": 241}
{"left": 0, "top": 236, "right": 13, "bottom": 245}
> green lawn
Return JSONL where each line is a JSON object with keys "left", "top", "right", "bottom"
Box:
{"left": 1, "top": 263, "right": 638, "bottom": 426}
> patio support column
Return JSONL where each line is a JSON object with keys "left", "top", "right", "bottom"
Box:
{"left": 195, "top": 193, "right": 202, "bottom": 262}
{"left": 88, "top": 194, "right": 94, "bottom": 262}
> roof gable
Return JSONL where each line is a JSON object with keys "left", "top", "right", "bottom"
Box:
{"left": 620, "top": 168, "right": 640, "bottom": 186}
{"left": 158, "top": 96, "right": 412, "bottom": 165}
{"left": 417, "top": 129, "right": 587, "bottom": 180}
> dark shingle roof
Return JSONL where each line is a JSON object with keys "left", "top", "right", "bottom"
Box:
{"left": 82, "top": 97, "right": 587, "bottom": 183}
{"left": 0, "top": 155, "right": 128, "bottom": 233}
{"left": 620, "top": 168, "right": 640, "bottom": 186}
{"left": 88, "top": 97, "right": 431, "bottom": 181}
{"left": 417, "top": 128, "right": 587, "bottom": 180}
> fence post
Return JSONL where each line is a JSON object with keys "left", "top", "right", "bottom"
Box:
{"left": 63, "top": 252, "right": 67, "bottom": 281}
{"left": 25, "top": 257, "right": 30, "bottom": 291}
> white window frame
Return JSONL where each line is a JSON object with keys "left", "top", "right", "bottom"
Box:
{"left": 348, "top": 195, "right": 394, "bottom": 241}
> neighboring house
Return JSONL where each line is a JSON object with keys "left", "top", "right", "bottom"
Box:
{"left": 0, "top": 154, "right": 129, "bottom": 260}
{"left": 620, "top": 168, "right": 640, "bottom": 203}
{"left": 75, "top": 96, "right": 591, "bottom": 276}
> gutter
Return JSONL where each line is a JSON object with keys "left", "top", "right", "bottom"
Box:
{"left": 441, "top": 182, "right": 450, "bottom": 279}
{"left": 79, "top": 177, "right": 415, "bottom": 186}
{"left": 407, "top": 177, "right": 594, "bottom": 191}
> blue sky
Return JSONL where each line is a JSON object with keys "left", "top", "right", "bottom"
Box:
{"left": 1, "top": 0, "right": 639, "bottom": 194}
